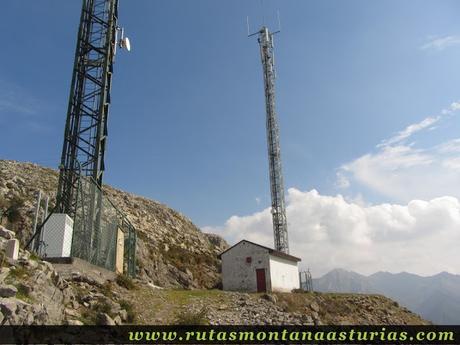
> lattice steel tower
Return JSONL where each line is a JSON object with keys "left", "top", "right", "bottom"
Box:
{"left": 254, "top": 26, "right": 289, "bottom": 254}
{"left": 56, "top": 0, "right": 120, "bottom": 218}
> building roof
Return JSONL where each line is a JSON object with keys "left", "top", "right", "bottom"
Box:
{"left": 217, "top": 239, "right": 301, "bottom": 262}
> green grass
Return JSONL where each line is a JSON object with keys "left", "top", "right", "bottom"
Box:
{"left": 7, "top": 266, "right": 29, "bottom": 281}
{"left": 15, "top": 283, "right": 33, "bottom": 303}
{"left": 163, "top": 289, "right": 223, "bottom": 306}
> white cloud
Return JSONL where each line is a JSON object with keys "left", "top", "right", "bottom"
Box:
{"left": 421, "top": 35, "right": 460, "bottom": 51}
{"left": 335, "top": 171, "right": 350, "bottom": 189}
{"left": 339, "top": 100, "right": 460, "bottom": 202}
{"left": 204, "top": 189, "right": 460, "bottom": 277}
{"left": 378, "top": 116, "right": 440, "bottom": 148}
{"left": 339, "top": 143, "right": 460, "bottom": 202}
{"left": 205, "top": 99, "right": 460, "bottom": 278}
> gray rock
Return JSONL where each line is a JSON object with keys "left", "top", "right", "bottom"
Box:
{"left": 310, "top": 302, "right": 320, "bottom": 312}
{"left": 97, "top": 313, "right": 116, "bottom": 325}
{"left": 0, "top": 267, "right": 10, "bottom": 282}
{"left": 261, "top": 293, "right": 277, "bottom": 304}
{"left": 0, "top": 297, "right": 30, "bottom": 322}
{"left": 119, "top": 309, "right": 128, "bottom": 322}
{"left": 0, "top": 227, "right": 15, "bottom": 240}
{"left": 113, "top": 315, "right": 122, "bottom": 325}
{"left": 0, "top": 285, "right": 18, "bottom": 298}
{"left": 67, "top": 319, "right": 84, "bottom": 325}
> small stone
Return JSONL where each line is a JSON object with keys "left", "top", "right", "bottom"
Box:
{"left": 65, "top": 308, "right": 80, "bottom": 318}
{"left": 119, "top": 309, "right": 128, "bottom": 321}
{"left": 113, "top": 315, "right": 122, "bottom": 325}
{"left": 0, "top": 285, "right": 18, "bottom": 298}
{"left": 67, "top": 319, "right": 84, "bottom": 325}
{"left": 310, "top": 302, "right": 320, "bottom": 312}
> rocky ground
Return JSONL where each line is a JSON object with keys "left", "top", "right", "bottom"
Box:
{"left": 126, "top": 287, "right": 429, "bottom": 325}
{"left": 0, "top": 226, "right": 135, "bottom": 325}
{"left": 0, "top": 159, "right": 431, "bottom": 326}
{"left": 0, "top": 159, "right": 228, "bottom": 289}
{"left": 0, "top": 226, "right": 429, "bottom": 325}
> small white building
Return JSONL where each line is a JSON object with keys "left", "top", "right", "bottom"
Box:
{"left": 219, "top": 239, "right": 301, "bottom": 293}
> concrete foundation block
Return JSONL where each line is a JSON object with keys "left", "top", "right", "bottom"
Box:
{"left": 5, "top": 239, "right": 19, "bottom": 260}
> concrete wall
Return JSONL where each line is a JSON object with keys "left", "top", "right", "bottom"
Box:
{"left": 221, "top": 241, "right": 271, "bottom": 292}
{"left": 269, "top": 255, "right": 300, "bottom": 292}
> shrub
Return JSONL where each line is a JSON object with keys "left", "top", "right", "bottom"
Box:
{"left": 120, "top": 299, "right": 136, "bottom": 323}
{"left": 0, "top": 196, "right": 24, "bottom": 224}
{"left": 93, "top": 299, "right": 112, "bottom": 315}
{"left": 101, "top": 281, "right": 114, "bottom": 298}
{"left": 29, "top": 252, "right": 40, "bottom": 262}
{"left": 15, "top": 283, "right": 32, "bottom": 302}
{"left": 115, "top": 274, "right": 135, "bottom": 290}
{"left": 174, "top": 307, "right": 208, "bottom": 325}
{"left": 7, "top": 266, "right": 29, "bottom": 280}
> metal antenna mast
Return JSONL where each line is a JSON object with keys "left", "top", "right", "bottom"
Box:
{"left": 56, "top": 0, "right": 125, "bottom": 218}
{"left": 250, "top": 24, "right": 289, "bottom": 254}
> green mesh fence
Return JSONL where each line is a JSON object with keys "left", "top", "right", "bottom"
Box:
{"left": 71, "top": 176, "right": 136, "bottom": 276}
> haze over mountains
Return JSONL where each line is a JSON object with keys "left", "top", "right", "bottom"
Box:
{"left": 312, "top": 269, "right": 460, "bottom": 324}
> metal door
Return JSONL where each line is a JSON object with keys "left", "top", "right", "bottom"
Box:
{"left": 256, "top": 268, "right": 266, "bottom": 292}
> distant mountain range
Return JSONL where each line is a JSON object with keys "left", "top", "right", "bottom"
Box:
{"left": 312, "top": 269, "right": 460, "bottom": 325}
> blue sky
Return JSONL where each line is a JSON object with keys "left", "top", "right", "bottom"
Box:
{"left": 3, "top": 1, "right": 460, "bottom": 274}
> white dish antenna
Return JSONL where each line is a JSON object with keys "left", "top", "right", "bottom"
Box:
{"left": 121, "top": 37, "right": 131, "bottom": 52}
{"left": 117, "top": 27, "right": 131, "bottom": 52}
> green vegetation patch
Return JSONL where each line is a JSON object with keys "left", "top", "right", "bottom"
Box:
{"left": 120, "top": 299, "right": 136, "bottom": 323}
{"left": 116, "top": 274, "right": 135, "bottom": 290}
{"left": 173, "top": 306, "right": 208, "bottom": 325}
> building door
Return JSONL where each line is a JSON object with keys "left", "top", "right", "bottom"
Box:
{"left": 256, "top": 268, "right": 266, "bottom": 292}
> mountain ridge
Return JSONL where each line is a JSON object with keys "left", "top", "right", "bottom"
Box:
{"left": 313, "top": 268, "right": 460, "bottom": 324}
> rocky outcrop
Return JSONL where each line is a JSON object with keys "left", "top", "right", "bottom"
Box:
{"left": 183, "top": 292, "right": 429, "bottom": 325}
{"left": 0, "top": 160, "right": 228, "bottom": 289}
{"left": 0, "top": 225, "right": 139, "bottom": 325}
{"left": 0, "top": 226, "right": 73, "bottom": 324}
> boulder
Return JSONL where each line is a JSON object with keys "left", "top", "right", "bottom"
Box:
{"left": 261, "top": 293, "right": 277, "bottom": 304}
{"left": 97, "top": 313, "right": 116, "bottom": 325}
{"left": 0, "top": 227, "right": 15, "bottom": 240}
{"left": 0, "top": 285, "right": 18, "bottom": 298}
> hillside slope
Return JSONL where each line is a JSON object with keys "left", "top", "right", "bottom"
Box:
{"left": 313, "top": 269, "right": 460, "bottom": 324}
{"left": 0, "top": 228, "right": 429, "bottom": 325}
{"left": 0, "top": 159, "right": 228, "bottom": 289}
